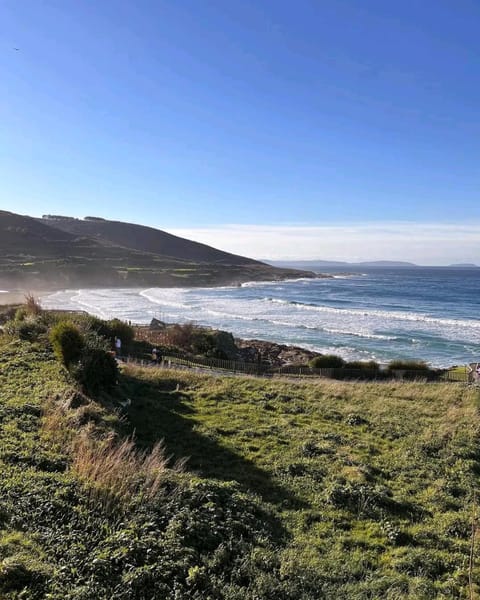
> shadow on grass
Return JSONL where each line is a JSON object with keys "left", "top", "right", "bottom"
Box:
{"left": 118, "top": 373, "right": 307, "bottom": 511}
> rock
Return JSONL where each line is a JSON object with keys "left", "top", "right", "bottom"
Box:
{"left": 149, "top": 318, "right": 166, "bottom": 330}
{"left": 235, "top": 338, "right": 320, "bottom": 367}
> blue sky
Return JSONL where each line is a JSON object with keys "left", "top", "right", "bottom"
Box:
{"left": 1, "top": 0, "right": 479, "bottom": 261}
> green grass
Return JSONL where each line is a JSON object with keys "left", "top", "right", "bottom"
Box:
{"left": 447, "top": 365, "right": 470, "bottom": 381}
{"left": 0, "top": 337, "right": 283, "bottom": 599}
{"left": 123, "top": 366, "right": 480, "bottom": 598}
{"left": 1, "top": 327, "right": 480, "bottom": 598}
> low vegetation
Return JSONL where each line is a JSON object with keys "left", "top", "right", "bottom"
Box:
{"left": 0, "top": 302, "right": 479, "bottom": 598}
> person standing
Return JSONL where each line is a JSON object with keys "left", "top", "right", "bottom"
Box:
{"left": 115, "top": 336, "right": 122, "bottom": 357}
{"left": 467, "top": 363, "right": 480, "bottom": 384}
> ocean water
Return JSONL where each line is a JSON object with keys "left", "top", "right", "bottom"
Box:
{"left": 41, "top": 267, "right": 480, "bottom": 367}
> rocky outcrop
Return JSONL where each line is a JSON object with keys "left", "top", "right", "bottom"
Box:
{"left": 235, "top": 338, "right": 320, "bottom": 367}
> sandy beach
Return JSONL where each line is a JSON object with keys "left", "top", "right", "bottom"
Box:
{"left": 0, "top": 290, "right": 49, "bottom": 306}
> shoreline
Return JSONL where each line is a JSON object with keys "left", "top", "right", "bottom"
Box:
{"left": 0, "top": 290, "right": 46, "bottom": 305}
{"left": 2, "top": 283, "right": 473, "bottom": 369}
{"left": 0, "top": 274, "right": 333, "bottom": 306}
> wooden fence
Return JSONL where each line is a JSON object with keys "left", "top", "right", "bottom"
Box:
{"left": 122, "top": 352, "right": 468, "bottom": 383}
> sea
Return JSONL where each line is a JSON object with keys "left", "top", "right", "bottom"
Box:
{"left": 41, "top": 266, "right": 480, "bottom": 368}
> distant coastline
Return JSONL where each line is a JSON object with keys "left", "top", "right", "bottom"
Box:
{"left": 270, "top": 260, "right": 479, "bottom": 269}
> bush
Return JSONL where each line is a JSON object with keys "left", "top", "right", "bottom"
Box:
{"left": 49, "top": 322, "right": 84, "bottom": 367}
{"left": 70, "top": 315, "right": 134, "bottom": 349}
{"left": 3, "top": 319, "right": 47, "bottom": 341}
{"left": 16, "top": 321, "right": 47, "bottom": 341}
{"left": 164, "top": 323, "right": 196, "bottom": 348}
{"left": 0, "top": 305, "right": 18, "bottom": 325}
{"left": 107, "top": 319, "right": 134, "bottom": 347}
{"left": 386, "top": 360, "right": 441, "bottom": 381}
{"left": 74, "top": 314, "right": 112, "bottom": 338}
{"left": 83, "top": 330, "right": 111, "bottom": 352}
{"left": 14, "top": 307, "right": 28, "bottom": 321}
{"left": 192, "top": 330, "right": 238, "bottom": 359}
{"left": 73, "top": 348, "right": 118, "bottom": 395}
{"left": 309, "top": 354, "right": 345, "bottom": 369}
{"left": 387, "top": 360, "right": 430, "bottom": 371}
{"left": 345, "top": 360, "right": 380, "bottom": 370}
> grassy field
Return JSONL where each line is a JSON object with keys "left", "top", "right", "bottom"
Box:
{"left": 1, "top": 324, "right": 480, "bottom": 598}
{"left": 123, "top": 366, "right": 480, "bottom": 598}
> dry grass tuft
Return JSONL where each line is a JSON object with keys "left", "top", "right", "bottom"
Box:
{"left": 40, "top": 387, "right": 183, "bottom": 511}
{"left": 71, "top": 430, "right": 184, "bottom": 510}
{"left": 24, "top": 293, "right": 42, "bottom": 316}
{"left": 40, "top": 398, "right": 75, "bottom": 450}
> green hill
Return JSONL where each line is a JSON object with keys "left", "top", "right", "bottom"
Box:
{"left": 41, "top": 214, "right": 260, "bottom": 266}
{"left": 1, "top": 309, "right": 479, "bottom": 598}
{"left": 0, "top": 211, "right": 314, "bottom": 289}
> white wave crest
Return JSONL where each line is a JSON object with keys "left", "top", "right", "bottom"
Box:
{"left": 263, "top": 297, "right": 480, "bottom": 330}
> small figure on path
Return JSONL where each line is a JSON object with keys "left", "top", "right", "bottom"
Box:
{"left": 467, "top": 363, "right": 480, "bottom": 384}
{"left": 115, "top": 336, "right": 122, "bottom": 357}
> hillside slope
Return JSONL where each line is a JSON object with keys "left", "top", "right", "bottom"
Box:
{"left": 41, "top": 215, "right": 261, "bottom": 266}
{"left": 0, "top": 211, "right": 314, "bottom": 289}
{"left": 0, "top": 317, "right": 479, "bottom": 598}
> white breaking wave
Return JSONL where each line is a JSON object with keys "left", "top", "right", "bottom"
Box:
{"left": 40, "top": 282, "right": 480, "bottom": 368}
{"left": 240, "top": 277, "right": 317, "bottom": 287}
{"left": 322, "top": 327, "right": 398, "bottom": 341}
{"left": 263, "top": 297, "right": 480, "bottom": 330}
{"left": 140, "top": 288, "right": 190, "bottom": 310}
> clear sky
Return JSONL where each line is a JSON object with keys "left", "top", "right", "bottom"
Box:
{"left": 1, "top": 0, "right": 479, "bottom": 263}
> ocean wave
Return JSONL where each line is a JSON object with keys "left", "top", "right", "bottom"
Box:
{"left": 240, "top": 277, "right": 316, "bottom": 287}
{"left": 70, "top": 291, "right": 111, "bottom": 318}
{"left": 194, "top": 305, "right": 399, "bottom": 341}
{"left": 139, "top": 289, "right": 189, "bottom": 310}
{"left": 323, "top": 328, "right": 397, "bottom": 341}
{"left": 262, "top": 297, "right": 480, "bottom": 329}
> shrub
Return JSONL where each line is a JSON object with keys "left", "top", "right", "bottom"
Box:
{"left": 309, "top": 354, "right": 345, "bottom": 369}
{"left": 192, "top": 330, "right": 238, "bottom": 359}
{"left": 49, "top": 322, "right": 84, "bottom": 367}
{"left": 107, "top": 319, "right": 134, "bottom": 347}
{"left": 16, "top": 321, "right": 47, "bottom": 341}
{"left": 345, "top": 360, "right": 380, "bottom": 370}
{"left": 386, "top": 360, "right": 441, "bottom": 381}
{"left": 75, "top": 314, "right": 112, "bottom": 338}
{"left": 0, "top": 305, "right": 18, "bottom": 325}
{"left": 70, "top": 315, "right": 134, "bottom": 349}
{"left": 14, "top": 307, "right": 28, "bottom": 321}
{"left": 73, "top": 348, "right": 118, "bottom": 395}
{"left": 387, "top": 360, "right": 430, "bottom": 371}
{"left": 4, "top": 319, "right": 47, "bottom": 341}
{"left": 83, "top": 330, "right": 111, "bottom": 352}
{"left": 164, "top": 322, "right": 196, "bottom": 348}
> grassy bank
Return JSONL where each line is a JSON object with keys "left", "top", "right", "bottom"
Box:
{"left": 124, "top": 366, "right": 480, "bottom": 598}
{"left": 0, "top": 318, "right": 479, "bottom": 597}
